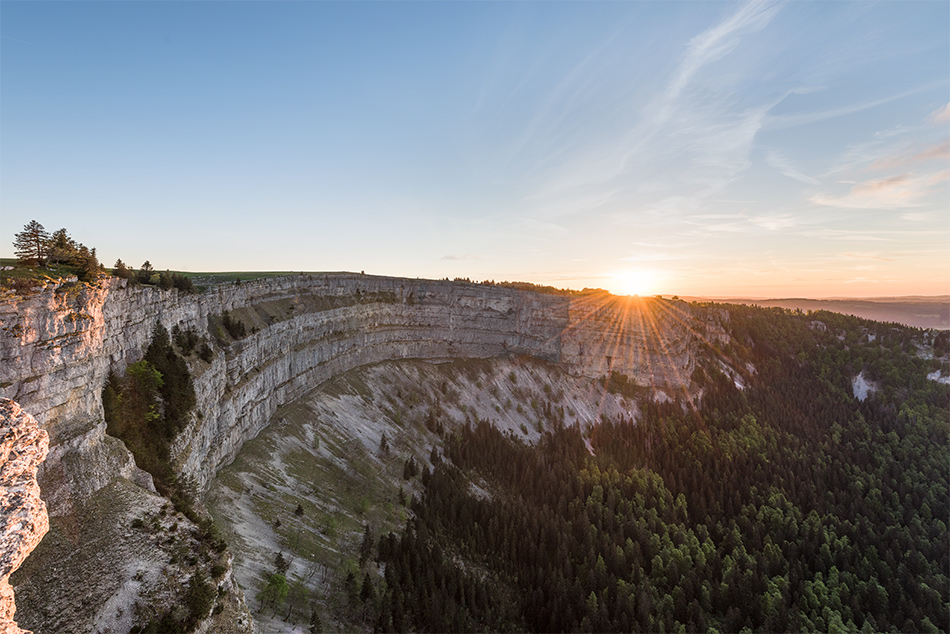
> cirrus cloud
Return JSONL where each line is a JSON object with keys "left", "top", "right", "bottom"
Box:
{"left": 810, "top": 171, "right": 948, "bottom": 209}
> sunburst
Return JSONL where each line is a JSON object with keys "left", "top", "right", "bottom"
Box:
{"left": 609, "top": 269, "right": 661, "bottom": 297}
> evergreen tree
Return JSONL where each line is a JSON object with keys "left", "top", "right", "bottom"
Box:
{"left": 137, "top": 260, "right": 154, "bottom": 284}
{"left": 77, "top": 247, "right": 102, "bottom": 283}
{"left": 275, "top": 552, "right": 290, "bottom": 575}
{"left": 13, "top": 220, "right": 50, "bottom": 265}
{"left": 359, "top": 524, "right": 374, "bottom": 567}
{"left": 47, "top": 228, "right": 77, "bottom": 265}
{"left": 113, "top": 259, "right": 134, "bottom": 280}
{"left": 360, "top": 572, "right": 375, "bottom": 603}
{"left": 309, "top": 604, "right": 323, "bottom": 633}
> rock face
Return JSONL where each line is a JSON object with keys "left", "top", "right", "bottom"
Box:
{"left": 0, "top": 400, "right": 49, "bottom": 634}
{"left": 0, "top": 274, "right": 726, "bottom": 493}
{"left": 0, "top": 273, "right": 728, "bottom": 630}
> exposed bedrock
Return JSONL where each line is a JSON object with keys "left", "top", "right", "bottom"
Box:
{"left": 0, "top": 399, "right": 49, "bottom": 634}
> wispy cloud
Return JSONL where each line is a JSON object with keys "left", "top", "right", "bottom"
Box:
{"left": 811, "top": 171, "right": 947, "bottom": 209}
{"left": 868, "top": 141, "right": 949, "bottom": 171}
{"left": 927, "top": 102, "right": 950, "bottom": 124}
{"left": 840, "top": 252, "right": 894, "bottom": 262}
{"left": 802, "top": 229, "right": 894, "bottom": 242}
{"left": 748, "top": 214, "right": 796, "bottom": 230}
{"left": 765, "top": 151, "right": 819, "bottom": 185}
{"left": 441, "top": 253, "right": 481, "bottom": 261}
{"left": 656, "top": 0, "right": 781, "bottom": 124}
{"left": 620, "top": 252, "right": 690, "bottom": 263}
{"left": 526, "top": 0, "right": 783, "bottom": 221}
{"left": 900, "top": 210, "right": 939, "bottom": 222}
{"left": 767, "top": 84, "right": 941, "bottom": 130}
{"left": 809, "top": 102, "right": 950, "bottom": 211}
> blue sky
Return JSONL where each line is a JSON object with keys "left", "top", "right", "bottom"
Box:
{"left": 2, "top": 1, "right": 948, "bottom": 297}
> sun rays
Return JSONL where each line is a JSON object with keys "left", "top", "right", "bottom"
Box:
{"left": 542, "top": 290, "right": 741, "bottom": 430}
{"left": 608, "top": 269, "right": 663, "bottom": 297}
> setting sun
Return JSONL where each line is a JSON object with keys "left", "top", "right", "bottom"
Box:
{"left": 610, "top": 269, "right": 661, "bottom": 296}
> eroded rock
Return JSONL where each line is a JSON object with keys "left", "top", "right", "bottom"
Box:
{"left": 0, "top": 400, "right": 49, "bottom": 634}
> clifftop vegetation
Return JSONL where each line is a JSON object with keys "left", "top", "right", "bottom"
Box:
{"left": 2, "top": 220, "right": 194, "bottom": 294}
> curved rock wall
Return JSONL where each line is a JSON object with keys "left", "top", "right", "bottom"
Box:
{"left": 0, "top": 274, "right": 724, "bottom": 494}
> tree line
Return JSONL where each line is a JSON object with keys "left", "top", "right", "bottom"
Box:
{"left": 10, "top": 219, "right": 193, "bottom": 291}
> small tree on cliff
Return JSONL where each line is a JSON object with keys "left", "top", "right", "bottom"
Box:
{"left": 76, "top": 246, "right": 103, "bottom": 283}
{"left": 113, "top": 259, "right": 134, "bottom": 280}
{"left": 13, "top": 220, "right": 50, "bottom": 266}
{"left": 137, "top": 260, "right": 154, "bottom": 284}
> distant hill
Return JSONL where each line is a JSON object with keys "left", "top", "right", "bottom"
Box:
{"left": 681, "top": 295, "right": 950, "bottom": 330}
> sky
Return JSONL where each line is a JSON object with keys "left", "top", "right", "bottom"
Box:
{"left": 1, "top": 1, "right": 948, "bottom": 298}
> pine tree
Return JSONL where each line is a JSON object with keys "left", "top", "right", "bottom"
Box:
{"left": 137, "top": 260, "right": 154, "bottom": 284}
{"left": 77, "top": 247, "right": 102, "bottom": 283}
{"left": 309, "top": 604, "right": 323, "bottom": 633}
{"left": 114, "top": 259, "right": 133, "bottom": 280}
{"left": 275, "top": 551, "right": 290, "bottom": 575}
{"left": 360, "top": 572, "right": 375, "bottom": 603}
{"left": 13, "top": 220, "right": 50, "bottom": 265}
{"left": 359, "top": 524, "right": 375, "bottom": 567}
{"left": 47, "top": 228, "right": 77, "bottom": 265}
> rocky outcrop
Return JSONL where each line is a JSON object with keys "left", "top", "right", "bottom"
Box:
{"left": 0, "top": 400, "right": 49, "bottom": 634}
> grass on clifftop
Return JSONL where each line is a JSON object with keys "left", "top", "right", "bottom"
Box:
{"left": 0, "top": 259, "right": 358, "bottom": 293}
{"left": 0, "top": 258, "right": 91, "bottom": 289}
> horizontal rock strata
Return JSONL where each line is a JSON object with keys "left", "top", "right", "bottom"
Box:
{"left": 1, "top": 274, "right": 725, "bottom": 494}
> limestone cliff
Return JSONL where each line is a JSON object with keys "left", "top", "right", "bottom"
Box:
{"left": 0, "top": 274, "right": 725, "bottom": 493}
{"left": 0, "top": 400, "right": 49, "bottom": 634}
{"left": 0, "top": 273, "right": 727, "bottom": 631}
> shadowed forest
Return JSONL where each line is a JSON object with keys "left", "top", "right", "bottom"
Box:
{"left": 357, "top": 307, "right": 948, "bottom": 633}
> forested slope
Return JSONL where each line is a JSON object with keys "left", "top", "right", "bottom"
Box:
{"left": 366, "top": 307, "right": 949, "bottom": 633}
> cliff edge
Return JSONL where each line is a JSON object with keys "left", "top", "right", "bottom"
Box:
{"left": 0, "top": 400, "right": 48, "bottom": 634}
